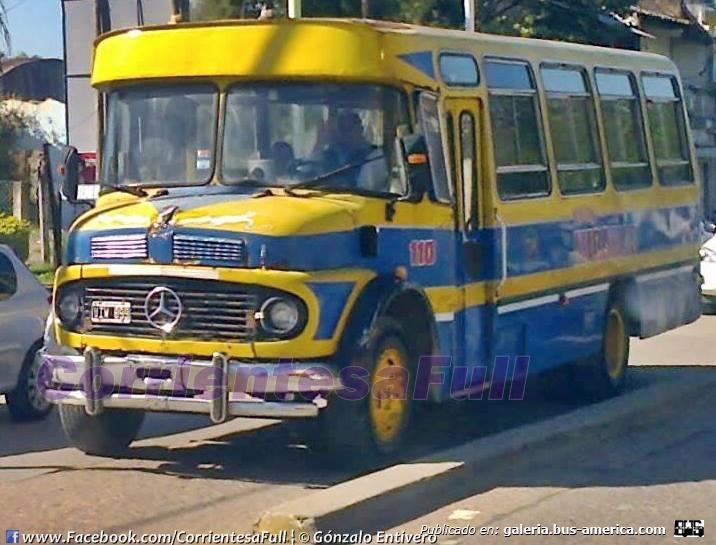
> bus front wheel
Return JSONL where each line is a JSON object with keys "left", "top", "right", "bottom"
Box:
{"left": 59, "top": 405, "right": 145, "bottom": 457}
{"left": 315, "top": 318, "right": 414, "bottom": 464}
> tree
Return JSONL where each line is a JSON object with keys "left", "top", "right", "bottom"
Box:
{"left": 0, "top": 0, "right": 10, "bottom": 58}
{"left": 193, "top": 0, "right": 635, "bottom": 46}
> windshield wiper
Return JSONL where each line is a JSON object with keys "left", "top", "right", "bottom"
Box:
{"left": 103, "top": 184, "right": 149, "bottom": 198}
{"left": 285, "top": 154, "right": 385, "bottom": 196}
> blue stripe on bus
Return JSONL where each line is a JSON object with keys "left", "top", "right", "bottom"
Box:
{"left": 66, "top": 202, "right": 700, "bottom": 287}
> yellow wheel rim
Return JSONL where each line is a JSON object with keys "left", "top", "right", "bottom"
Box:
{"left": 604, "top": 309, "right": 626, "bottom": 380}
{"left": 369, "top": 345, "right": 408, "bottom": 445}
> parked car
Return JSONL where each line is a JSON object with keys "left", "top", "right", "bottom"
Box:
{"left": 0, "top": 245, "right": 52, "bottom": 421}
{"left": 701, "top": 228, "right": 716, "bottom": 313}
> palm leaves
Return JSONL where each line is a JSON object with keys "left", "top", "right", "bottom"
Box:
{"left": 0, "top": 0, "right": 10, "bottom": 58}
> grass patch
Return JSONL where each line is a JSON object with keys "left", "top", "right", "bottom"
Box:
{"left": 29, "top": 263, "right": 56, "bottom": 286}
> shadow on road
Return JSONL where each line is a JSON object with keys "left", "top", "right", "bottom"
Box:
{"left": 2, "top": 366, "right": 712, "bottom": 497}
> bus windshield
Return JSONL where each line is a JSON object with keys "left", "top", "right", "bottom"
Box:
{"left": 101, "top": 84, "right": 218, "bottom": 187}
{"left": 222, "top": 83, "right": 409, "bottom": 195}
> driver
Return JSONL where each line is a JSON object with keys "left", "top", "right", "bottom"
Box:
{"left": 313, "top": 111, "right": 388, "bottom": 190}
{"left": 325, "top": 111, "right": 373, "bottom": 168}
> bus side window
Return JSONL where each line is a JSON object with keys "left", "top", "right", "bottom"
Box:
{"left": 460, "top": 111, "right": 478, "bottom": 229}
{"left": 595, "top": 70, "right": 651, "bottom": 190}
{"left": 418, "top": 93, "right": 452, "bottom": 202}
{"left": 486, "top": 59, "right": 549, "bottom": 200}
{"left": 541, "top": 65, "right": 604, "bottom": 195}
{"left": 642, "top": 74, "right": 694, "bottom": 186}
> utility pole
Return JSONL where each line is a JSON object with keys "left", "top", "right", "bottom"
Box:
{"left": 362, "top": 0, "right": 369, "bottom": 18}
{"left": 464, "top": 0, "right": 477, "bottom": 32}
{"left": 287, "top": 0, "right": 302, "bottom": 18}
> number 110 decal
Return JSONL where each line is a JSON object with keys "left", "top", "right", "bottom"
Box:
{"left": 409, "top": 239, "right": 437, "bottom": 267}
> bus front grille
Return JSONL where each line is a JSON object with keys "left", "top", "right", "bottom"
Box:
{"left": 81, "top": 278, "right": 258, "bottom": 341}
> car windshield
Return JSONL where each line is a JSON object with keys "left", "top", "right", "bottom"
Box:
{"left": 222, "top": 83, "right": 409, "bottom": 195}
{"left": 101, "top": 84, "right": 218, "bottom": 186}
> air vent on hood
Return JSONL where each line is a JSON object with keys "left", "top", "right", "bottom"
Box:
{"left": 173, "top": 234, "right": 247, "bottom": 266}
{"left": 91, "top": 234, "right": 148, "bottom": 259}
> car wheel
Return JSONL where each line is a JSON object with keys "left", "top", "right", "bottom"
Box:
{"left": 6, "top": 345, "right": 53, "bottom": 422}
{"left": 59, "top": 405, "right": 145, "bottom": 457}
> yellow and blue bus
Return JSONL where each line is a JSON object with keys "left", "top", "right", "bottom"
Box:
{"left": 44, "top": 18, "right": 702, "bottom": 459}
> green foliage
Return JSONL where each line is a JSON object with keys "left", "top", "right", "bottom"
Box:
{"left": 0, "top": 105, "right": 36, "bottom": 180}
{"left": 194, "top": 0, "right": 635, "bottom": 45}
{"left": 0, "top": 212, "right": 31, "bottom": 262}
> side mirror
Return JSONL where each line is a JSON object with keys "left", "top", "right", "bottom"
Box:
{"left": 398, "top": 133, "right": 431, "bottom": 199}
{"left": 61, "top": 146, "right": 81, "bottom": 203}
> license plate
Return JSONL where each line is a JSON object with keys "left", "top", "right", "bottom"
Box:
{"left": 91, "top": 301, "right": 132, "bottom": 324}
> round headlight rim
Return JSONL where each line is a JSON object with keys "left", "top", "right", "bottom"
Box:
{"left": 258, "top": 296, "right": 302, "bottom": 336}
{"left": 57, "top": 290, "right": 82, "bottom": 327}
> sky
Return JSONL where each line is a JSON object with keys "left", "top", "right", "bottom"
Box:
{"left": 5, "top": 0, "right": 63, "bottom": 59}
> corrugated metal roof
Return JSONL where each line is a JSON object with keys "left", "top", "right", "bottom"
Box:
{"left": 635, "top": 0, "right": 690, "bottom": 25}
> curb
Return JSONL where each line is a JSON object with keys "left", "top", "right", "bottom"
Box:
{"left": 254, "top": 368, "right": 716, "bottom": 537}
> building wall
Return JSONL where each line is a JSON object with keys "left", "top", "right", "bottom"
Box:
{"left": 641, "top": 19, "right": 716, "bottom": 220}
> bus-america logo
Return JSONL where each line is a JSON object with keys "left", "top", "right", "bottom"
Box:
{"left": 410, "top": 239, "right": 437, "bottom": 267}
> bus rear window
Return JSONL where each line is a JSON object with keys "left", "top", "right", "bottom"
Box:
{"left": 595, "top": 70, "right": 651, "bottom": 191}
{"left": 642, "top": 74, "right": 693, "bottom": 186}
{"left": 487, "top": 59, "right": 549, "bottom": 200}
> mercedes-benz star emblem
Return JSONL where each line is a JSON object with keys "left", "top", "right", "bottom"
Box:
{"left": 144, "top": 287, "right": 183, "bottom": 334}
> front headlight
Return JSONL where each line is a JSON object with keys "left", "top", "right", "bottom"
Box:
{"left": 259, "top": 297, "right": 300, "bottom": 334}
{"left": 57, "top": 291, "right": 81, "bottom": 326}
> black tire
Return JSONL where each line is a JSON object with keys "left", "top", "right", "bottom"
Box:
{"left": 6, "top": 344, "right": 53, "bottom": 422}
{"left": 573, "top": 301, "right": 630, "bottom": 400}
{"left": 314, "top": 317, "right": 415, "bottom": 464}
{"left": 59, "top": 404, "right": 145, "bottom": 456}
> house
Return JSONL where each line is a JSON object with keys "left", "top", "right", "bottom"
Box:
{"left": 0, "top": 57, "right": 65, "bottom": 103}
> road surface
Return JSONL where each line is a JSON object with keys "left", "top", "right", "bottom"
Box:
{"left": 1, "top": 316, "right": 714, "bottom": 536}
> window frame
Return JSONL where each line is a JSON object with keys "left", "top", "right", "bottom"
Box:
{"left": 594, "top": 67, "right": 653, "bottom": 192}
{"left": 438, "top": 51, "right": 480, "bottom": 88}
{"left": 417, "top": 91, "right": 454, "bottom": 204}
{"left": 102, "top": 81, "right": 221, "bottom": 189}
{"left": 540, "top": 63, "right": 606, "bottom": 196}
{"left": 459, "top": 110, "right": 479, "bottom": 230}
{"left": 485, "top": 57, "right": 551, "bottom": 201}
{"left": 641, "top": 71, "right": 694, "bottom": 187}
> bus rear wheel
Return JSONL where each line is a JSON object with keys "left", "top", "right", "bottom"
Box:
{"left": 315, "top": 318, "right": 414, "bottom": 464}
{"left": 577, "top": 304, "right": 630, "bottom": 400}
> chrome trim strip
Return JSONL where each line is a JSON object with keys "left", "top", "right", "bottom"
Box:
{"left": 565, "top": 283, "right": 610, "bottom": 299}
{"left": 497, "top": 294, "right": 559, "bottom": 315}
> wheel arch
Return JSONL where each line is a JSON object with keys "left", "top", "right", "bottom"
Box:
{"left": 335, "top": 275, "right": 438, "bottom": 366}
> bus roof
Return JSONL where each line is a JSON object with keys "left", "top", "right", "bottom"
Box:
{"left": 91, "top": 18, "right": 678, "bottom": 88}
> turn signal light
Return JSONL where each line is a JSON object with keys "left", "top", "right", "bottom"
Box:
{"left": 407, "top": 153, "right": 428, "bottom": 165}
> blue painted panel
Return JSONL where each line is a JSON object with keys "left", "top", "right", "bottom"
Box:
{"left": 67, "top": 202, "right": 700, "bottom": 285}
{"left": 397, "top": 52, "right": 436, "bottom": 80}
{"left": 306, "top": 282, "right": 355, "bottom": 340}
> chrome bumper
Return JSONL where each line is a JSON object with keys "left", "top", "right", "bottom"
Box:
{"left": 43, "top": 349, "right": 340, "bottom": 422}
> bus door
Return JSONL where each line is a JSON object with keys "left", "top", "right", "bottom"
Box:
{"left": 442, "top": 96, "right": 490, "bottom": 396}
